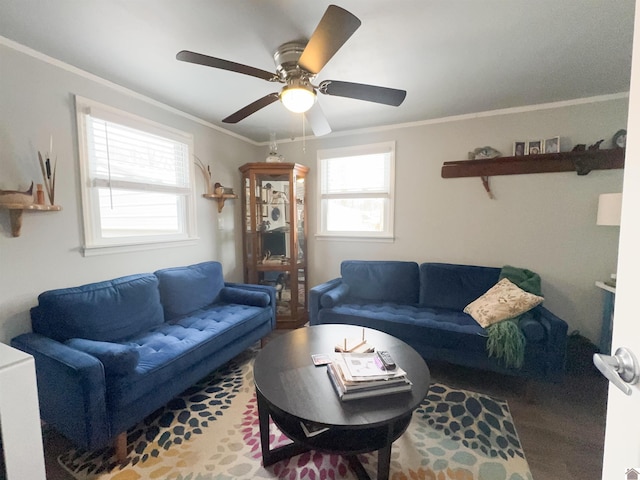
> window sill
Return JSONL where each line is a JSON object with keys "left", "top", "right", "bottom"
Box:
{"left": 315, "top": 234, "right": 395, "bottom": 243}
{"left": 82, "top": 238, "right": 198, "bottom": 256}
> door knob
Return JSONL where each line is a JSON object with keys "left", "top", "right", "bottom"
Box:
{"left": 593, "top": 347, "right": 640, "bottom": 396}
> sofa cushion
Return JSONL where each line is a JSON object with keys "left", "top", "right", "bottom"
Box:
{"left": 464, "top": 278, "right": 544, "bottom": 327}
{"left": 220, "top": 286, "right": 270, "bottom": 307}
{"left": 155, "top": 262, "right": 225, "bottom": 320}
{"left": 340, "top": 261, "right": 420, "bottom": 304}
{"left": 419, "top": 263, "right": 500, "bottom": 311}
{"left": 65, "top": 338, "right": 139, "bottom": 376}
{"left": 106, "top": 303, "right": 272, "bottom": 408}
{"left": 31, "top": 274, "right": 164, "bottom": 342}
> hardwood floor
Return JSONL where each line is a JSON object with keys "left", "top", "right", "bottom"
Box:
{"left": 31, "top": 331, "right": 608, "bottom": 480}
{"left": 426, "top": 359, "right": 608, "bottom": 480}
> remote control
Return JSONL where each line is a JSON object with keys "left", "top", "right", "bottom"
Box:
{"left": 376, "top": 350, "right": 396, "bottom": 370}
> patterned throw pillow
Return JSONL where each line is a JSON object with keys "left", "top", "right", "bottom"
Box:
{"left": 463, "top": 278, "right": 544, "bottom": 327}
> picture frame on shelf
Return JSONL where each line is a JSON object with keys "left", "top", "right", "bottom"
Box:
{"left": 513, "top": 142, "right": 527, "bottom": 156}
{"left": 527, "top": 140, "right": 543, "bottom": 155}
{"left": 543, "top": 136, "right": 560, "bottom": 154}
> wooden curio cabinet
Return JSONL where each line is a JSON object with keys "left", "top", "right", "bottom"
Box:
{"left": 239, "top": 162, "right": 309, "bottom": 329}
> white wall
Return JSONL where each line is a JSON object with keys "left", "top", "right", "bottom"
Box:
{"left": 274, "top": 98, "right": 627, "bottom": 343}
{"left": 1, "top": 40, "right": 627, "bottom": 346}
{"left": 0, "top": 44, "right": 261, "bottom": 344}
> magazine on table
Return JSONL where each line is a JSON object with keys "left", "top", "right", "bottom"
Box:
{"left": 326, "top": 363, "right": 412, "bottom": 401}
{"left": 335, "top": 353, "right": 407, "bottom": 383}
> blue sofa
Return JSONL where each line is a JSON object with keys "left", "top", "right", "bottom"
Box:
{"left": 11, "top": 261, "right": 275, "bottom": 457}
{"left": 310, "top": 261, "right": 568, "bottom": 382}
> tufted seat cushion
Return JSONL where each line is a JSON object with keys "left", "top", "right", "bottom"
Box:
{"left": 317, "top": 302, "right": 546, "bottom": 355}
{"left": 106, "top": 303, "right": 272, "bottom": 408}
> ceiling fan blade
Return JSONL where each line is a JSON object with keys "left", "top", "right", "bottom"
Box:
{"left": 298, "top": 5, "right": 361, "bottom": 75}
{"left": 304, "top": 103, "right": 332, "bottom": 137}
{"left": 222, "top": 93, "right": 280, "bottom": 123}
{"left": 176, "top": 50, "right": 277, "bottom": 82}
{"left": 319, "top": 80, "right": 407, "bottom": 106}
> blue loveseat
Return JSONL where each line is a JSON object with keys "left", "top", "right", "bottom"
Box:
{"left": 11, "top": 261, "right": 275, "bottom": 457}
{"left": 310, "top": 261, "right": 568, "bottom": 382}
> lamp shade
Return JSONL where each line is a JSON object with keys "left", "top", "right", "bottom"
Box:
{"left": 280, "top": 85, "right": 316, "bottom": 113}
{"left": 596, "top": 193, "right": 622, "bottom": 226}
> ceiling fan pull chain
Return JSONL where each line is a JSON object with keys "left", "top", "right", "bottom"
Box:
{"left": 302, "top": 114, "right": 306, "bottom": 153}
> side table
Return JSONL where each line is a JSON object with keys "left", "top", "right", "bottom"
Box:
{"left": 0, "top": 343, "right": 46, "bottom": 479}
{"left": 596, "top": 281, "right": 616, "bottom": 355}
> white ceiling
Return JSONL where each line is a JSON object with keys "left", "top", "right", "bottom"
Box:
{"left": 0, "top": 1, "right": 635, "bottom": 143}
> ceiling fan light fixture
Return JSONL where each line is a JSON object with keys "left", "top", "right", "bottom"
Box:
{"left": 280, "top": 80, "right": 316, "bottom": 113}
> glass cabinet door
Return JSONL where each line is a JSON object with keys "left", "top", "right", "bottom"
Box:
{"left": 240, "top": 163, "right": 308, "bottom": 328}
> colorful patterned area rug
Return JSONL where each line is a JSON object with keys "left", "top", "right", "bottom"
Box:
{"left": 59, "top": 348, "right": 532, "bottom": 480}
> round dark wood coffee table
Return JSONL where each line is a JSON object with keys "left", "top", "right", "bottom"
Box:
{"left": 253, "top": 325, "right": 431, "bottom": 480}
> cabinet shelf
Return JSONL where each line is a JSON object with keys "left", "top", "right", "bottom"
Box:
{"left": 202, "top": 193, "right": 237, "bottom": 213}
{"left": 441, "top": 148, "right": 625, "bottom": 179}
{"left": 0, "top": 203, "right": 62, "bottom": 237}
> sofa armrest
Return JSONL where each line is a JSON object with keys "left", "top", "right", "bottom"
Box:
{"left": 309, "top": 278, "right": 343, "bottom": 325}
{"left": 11, "top": 333, "right": 110, "bottom": 449}
{"left": 225, "top": 282, "right": 277, "bottom": 329}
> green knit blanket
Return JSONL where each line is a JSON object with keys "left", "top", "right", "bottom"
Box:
{"left": 486, "top": 265, "right": 543, "bottom": 369}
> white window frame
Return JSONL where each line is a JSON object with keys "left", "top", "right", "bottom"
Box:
{"left": 317, "top": 141, "right": 395, "bottom": 240}
{"left": 75, "top": 96, "right": 197, "bottom": 255}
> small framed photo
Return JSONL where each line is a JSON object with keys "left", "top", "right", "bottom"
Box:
{"left": 543, "top": 136, "right": 560, "bottom": 154}
{"left": 527, "top": 140, "right": 542, "bottom": 155}
{"left": 513, "top": 142, "right": 527, "bottom": 156}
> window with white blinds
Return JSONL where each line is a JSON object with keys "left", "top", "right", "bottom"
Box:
{"left": 317, "top": 142, "right": 395, "bottom": 239}
{"left": 76, "top": 96, "right": 196, "bottom": 254}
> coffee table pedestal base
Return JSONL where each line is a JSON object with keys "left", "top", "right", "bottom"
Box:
{"left": 257, "top": 391, "right": 409, "bottom": 480}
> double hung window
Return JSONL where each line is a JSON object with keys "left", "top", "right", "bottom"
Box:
{"left": 76, "top": 97, "right": 196, "bottom": 254}
{"left": 317, "top": 142, "right": 395, "bottom": 239}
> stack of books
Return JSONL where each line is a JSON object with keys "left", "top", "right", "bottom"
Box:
{"left": 326, "top": 352, "right": 412, "bottom": 401}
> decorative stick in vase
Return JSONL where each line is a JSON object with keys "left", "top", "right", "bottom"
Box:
{"left": 38, "top": 151, "right": 56, "bottom": 205}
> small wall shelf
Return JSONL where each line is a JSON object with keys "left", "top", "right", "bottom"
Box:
{"left": 203, "top": 193, "right": 238, "bottom": 213}
{"left": 0, "top": 203, "right": 62, "bottom": 237}
{"left": 441, "top": 148, "right": 625, "bottom": 179}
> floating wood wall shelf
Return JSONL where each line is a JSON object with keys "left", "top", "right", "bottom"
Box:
{"left": 0, "top": 204, "right": 62, "bottom": 237}
{"left": 203, "top": 193, "right": 237, "bottom": 213}
{"left": 441, "top": 148, "right": 625, "bottom": 179}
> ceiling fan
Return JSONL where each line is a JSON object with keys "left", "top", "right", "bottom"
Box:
{"left": 176, "top": 4, "right": 406, "bottom": 136}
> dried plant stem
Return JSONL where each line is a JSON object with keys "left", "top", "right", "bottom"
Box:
{"left": 193, "top": 154, "right": 213, "bottom": 194}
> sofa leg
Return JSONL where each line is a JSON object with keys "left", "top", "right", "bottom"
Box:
{"left": 260, "top": 338, "right": 265, "bottom": 348}
{"left": 114, "top": 432, "right": 128, "bottom": 462}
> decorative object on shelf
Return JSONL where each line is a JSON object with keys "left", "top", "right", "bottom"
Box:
{"left": 526, "top": 140, "right": 542, "bottom": 155}
{"left": 468, "top": 146, "right": 501, "bottom": 160}
{"left": 266, "top": 133, "right": 283, "bottom": 163}
{"left": 36, "top": 184, "right": 45, "bottom": 205}
{"left": 0, "top": 182, "right": 34, "bottom": 206}
{"left": 214, "top": 182, "right": 234, "bottom": 196}
{"left": 588, "top": 139, "right": 604, "bottom": 150}
{"left": 37, "top": 150, "right": 56, "bottom": 205}
{"left": 513, "top": 142, "right": 526, "bottom": 156}
{"left": 612, "top": 129, "right": 627, "bottom": 149}
{"left": 572, "top": 144, "right": 586, "bottom": 152}
{"left": 194, "top": 155, "right": 214, "bottom": 194}
{"left": 468, "top": 147, "right": 500, "bottom": 200}
{"left": 543, "top": 136, "right": 560, "bottom": 154}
